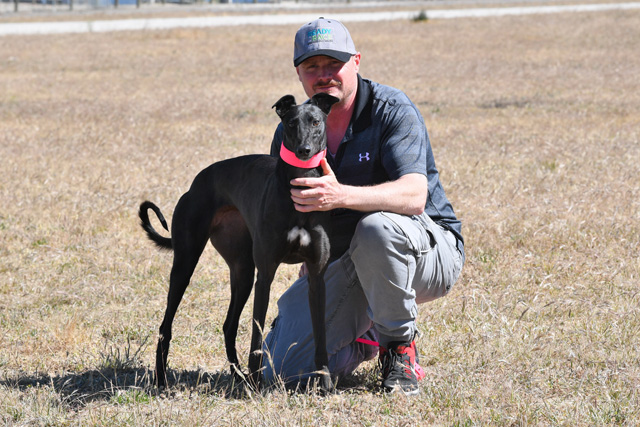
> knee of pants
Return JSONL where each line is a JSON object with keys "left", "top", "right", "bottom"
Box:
{"left": 350, "top": 212, "right": 399, "bottom": 256}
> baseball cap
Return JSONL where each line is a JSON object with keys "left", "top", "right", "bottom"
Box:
{"left": 293, "top": 17, "right": 357, "bottom": 67}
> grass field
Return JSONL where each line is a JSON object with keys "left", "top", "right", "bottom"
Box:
{"left": 1, "top": 6, "right": 639, "bottom": 425}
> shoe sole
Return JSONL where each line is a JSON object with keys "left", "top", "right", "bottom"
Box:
{"left": 383, "top": 384, "right": 420, "bottom": 396}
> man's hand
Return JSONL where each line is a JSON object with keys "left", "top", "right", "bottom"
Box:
{"left": 290, "top": 159, "right": 344, "bottom": 212}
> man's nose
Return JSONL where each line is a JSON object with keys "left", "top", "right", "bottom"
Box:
{"left": 318, "top": 65, "right": 332, "bottom": 80}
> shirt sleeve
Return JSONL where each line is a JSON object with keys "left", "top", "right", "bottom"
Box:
{"left": 380, "top": 101, "right": 429, "bottom": 181}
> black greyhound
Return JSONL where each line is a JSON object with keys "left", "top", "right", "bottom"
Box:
{"left": 139, "top": 93, "right": 339, "bottom": 392}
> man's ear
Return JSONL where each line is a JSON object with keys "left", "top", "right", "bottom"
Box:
{"left": 310, "top": 93, "right": 340, "bottom": 115}
{"left": 272, "top": 95, "right": 297, "bottom": 119}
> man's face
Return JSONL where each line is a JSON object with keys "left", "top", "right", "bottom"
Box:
{"left": 296, "top": 53, "right": 361, "bottom": 106}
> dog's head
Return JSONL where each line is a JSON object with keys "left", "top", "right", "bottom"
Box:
{"left": 273, "top": 93, "right": 339, "bottom": 166}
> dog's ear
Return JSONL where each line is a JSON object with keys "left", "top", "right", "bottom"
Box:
{"left": 272, "top": 95, "right": 297, "bottom": 119}
{"left": 310, "top": 93, "right": 340, "bottom": 115}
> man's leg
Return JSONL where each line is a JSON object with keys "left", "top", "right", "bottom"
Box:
{"left": 262, "top": 254, "right": 376, "bottom": 384}
{"left": 349, "top": 211, "right": 462, "bottom": 346}
{"left": 349, "top": 211, "right": 463, "bottom": 393}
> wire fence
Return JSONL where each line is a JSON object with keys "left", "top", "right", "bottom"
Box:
{"left": 1, "top": 0, "right": 329, "bottom": 14}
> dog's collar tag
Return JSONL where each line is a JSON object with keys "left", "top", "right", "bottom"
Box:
{"left": 280, "top": 143, "right": 326, "bottom": 169}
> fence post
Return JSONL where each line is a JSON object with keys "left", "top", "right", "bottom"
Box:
{"left": 14, "top": 0, "right": 18, "bottom": 12}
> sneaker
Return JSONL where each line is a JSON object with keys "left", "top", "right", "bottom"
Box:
{"left": 379, "top": 341, "right": 420, "bottom": 395}
{"left": 410, "top": 340, "right": 426, "bottom": 381}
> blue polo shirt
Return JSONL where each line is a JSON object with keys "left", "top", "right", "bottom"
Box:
{"left": 271, "top": 75, "right": 463, "bottom": 260}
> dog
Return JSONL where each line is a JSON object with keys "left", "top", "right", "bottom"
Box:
{"left": 139, "top": 93, "right": 339, "bottom": 392}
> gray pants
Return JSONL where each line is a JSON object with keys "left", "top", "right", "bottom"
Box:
{"left": 262, "top": 211, "right": 464, "bottom": 383}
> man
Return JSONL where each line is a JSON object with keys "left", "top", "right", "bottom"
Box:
{"left": 263, "top": 18, "right": 464, "bottom": 395}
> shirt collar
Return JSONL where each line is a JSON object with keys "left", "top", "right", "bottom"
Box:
{"left": 351, "top": 74, "right": 373, "bottom": 134}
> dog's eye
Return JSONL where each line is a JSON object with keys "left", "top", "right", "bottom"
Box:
{"left": 312, "top": 120, "right": 320, "bottom": 127}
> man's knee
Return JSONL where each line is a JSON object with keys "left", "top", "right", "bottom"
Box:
{"left": 350, "top": 212, "right": 398, "bottom": 252}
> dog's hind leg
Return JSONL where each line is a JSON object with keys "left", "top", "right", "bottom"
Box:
{"left": 156, "top": 245, "right": 208, "bottom": 388}
{"left": 156, "top": 200, "right": 210, "bottom": 388}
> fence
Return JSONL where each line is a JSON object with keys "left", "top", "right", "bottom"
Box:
{"left": 1, "top": 0, "right": 282, "bottom": 13}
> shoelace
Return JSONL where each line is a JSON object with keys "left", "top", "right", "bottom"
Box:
{"left": 380, "top": 348, "right": 414, "bottom": 380}
{"left": 359, "top": 337, "right": 425, "bottom": 380}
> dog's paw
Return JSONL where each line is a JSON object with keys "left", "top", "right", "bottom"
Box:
{"left": 316, "top": 366, "right": 335, "bottom": 395}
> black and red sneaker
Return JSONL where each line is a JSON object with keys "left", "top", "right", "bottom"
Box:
{"left": 379, "top": 341, "right": 420, "bottom": 395}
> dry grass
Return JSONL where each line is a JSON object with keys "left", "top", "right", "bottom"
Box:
{"left": 1, "top": 7, "right": 639, "bottom": 426}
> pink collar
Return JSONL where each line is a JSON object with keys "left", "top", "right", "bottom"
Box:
{"left": 279, "top": 143, "right": 326, "bottom": 168}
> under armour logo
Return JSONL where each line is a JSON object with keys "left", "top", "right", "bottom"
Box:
{"left": 359, "top": 152, "right": 370, "bottom": 162}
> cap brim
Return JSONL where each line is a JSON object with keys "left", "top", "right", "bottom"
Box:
{"left": 294, "top": 49, "right": 353, "bottom": 67}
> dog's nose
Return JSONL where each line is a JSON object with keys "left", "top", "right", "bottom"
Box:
{"left": 297, "top": 146, "right": 312, "bottom": 158}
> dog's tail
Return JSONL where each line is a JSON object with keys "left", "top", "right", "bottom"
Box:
{"left": 139, "top": 201, "right": 172, "bottom": 250}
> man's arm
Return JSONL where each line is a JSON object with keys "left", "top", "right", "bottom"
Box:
{"left": 290, "top": 159, "right": 427, "bottom": 216}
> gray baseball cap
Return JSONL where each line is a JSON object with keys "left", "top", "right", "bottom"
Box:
{"left": 293, "top": 17, "right": 357, "bottom": 67}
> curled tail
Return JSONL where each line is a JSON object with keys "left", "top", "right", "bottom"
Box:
{"left": 139, "top": 201, "right": 172, "bottom": 250}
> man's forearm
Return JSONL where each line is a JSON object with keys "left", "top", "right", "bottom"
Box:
{"left": 339, "top": 173, "right": 428, "bottom": 216}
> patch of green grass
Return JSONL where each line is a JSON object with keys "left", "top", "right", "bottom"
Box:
{"left": 110, "top": 389, "right": 152, "bottom": 405}
{"left": 31, "top": 237, "right": 48, "bottom": 247}
{"left": 413, "top": 10, "right": 429, "bottom": 22}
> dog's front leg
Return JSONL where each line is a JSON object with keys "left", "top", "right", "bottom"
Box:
{"left": 307, "top": 263, "right": 333, "bottom": 393}
{"left": 247, "top": 266, "right": 277, "bottom": 390}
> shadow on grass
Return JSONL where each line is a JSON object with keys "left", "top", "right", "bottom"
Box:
{"left": 0, "top": 365, "right": 378, "bottom": 407}
{"left": 0, "top": 367, "right": 252, "bottom": 407}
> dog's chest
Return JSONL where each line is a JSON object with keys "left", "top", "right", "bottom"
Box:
{"left": 287, "top": 226, "right": 311, "bottom": 247}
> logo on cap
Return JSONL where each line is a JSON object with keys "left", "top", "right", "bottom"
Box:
{"left": 307, "top": 28, "right": 334, "bottom": 44}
